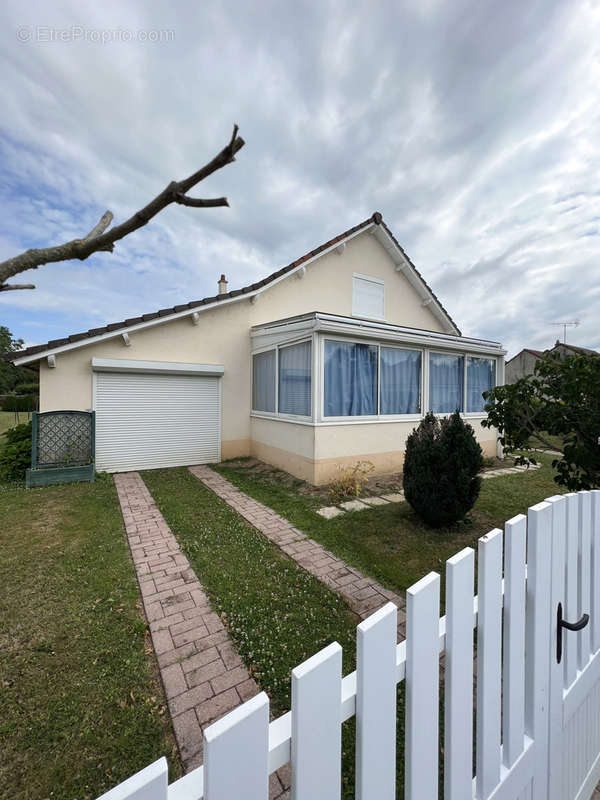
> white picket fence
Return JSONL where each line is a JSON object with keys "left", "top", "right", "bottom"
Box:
{"left": 99, "top": 490, "right": 600, "bottom": 800}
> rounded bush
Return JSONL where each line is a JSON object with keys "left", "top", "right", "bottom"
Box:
{"left": 0, "top": 421, "right": 32, "bottom": 482}
{"left": 403, "top": 411, "right": 484, "bottom": 527}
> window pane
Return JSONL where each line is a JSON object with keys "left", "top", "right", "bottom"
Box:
{"left": 467, "top": 356, "right": 495, "bottom": 412}
{"left": 429, "top": 353, "right": 464, "bottom": 413}
{"left": 279, "top": 341, "right": 312, "bottom": 416}
{"left": 380, "top": 347, "right": 421, "bottom": 414}
{"left": 252, "top": 350, "right": 276, "bottom": 412}
{"left": 324, "top": 340, "right": 378, "bottom": 416}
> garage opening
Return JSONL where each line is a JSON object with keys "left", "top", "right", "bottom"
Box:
{"left": 93, "top": 362, "right": 222, "bottom": 472}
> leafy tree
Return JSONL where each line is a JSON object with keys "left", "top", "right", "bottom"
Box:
{"left": 0, "top": 325, "right": 34, "bottom": 394}
{"left": 482, "top": 351, "right": 600, "bottom": 490}
{"left": 403, "top": 411, "right": 484, "bottom": 527}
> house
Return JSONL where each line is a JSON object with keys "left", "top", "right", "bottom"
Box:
{"left": 505, "top": 340, "right": 598, "bottom": 383}
{"left": 8, "top": 213, "right": 505, "bottom": 484}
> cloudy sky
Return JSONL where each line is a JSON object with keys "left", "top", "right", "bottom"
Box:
{"left": 1, "top": 0, "right": 599, "bottom": 358}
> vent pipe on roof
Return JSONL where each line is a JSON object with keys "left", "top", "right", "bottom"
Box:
{"left": 218, "top": 274, "right": 228, "bottom": 295}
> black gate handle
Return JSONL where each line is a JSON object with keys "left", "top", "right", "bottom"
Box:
{"left": 557, "top": 602, "right": 590, "bottom": 664}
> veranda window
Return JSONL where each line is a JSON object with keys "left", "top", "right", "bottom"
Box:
{"left": 380, "top": 347, "right": 421, "bottom": 415}
{"left": 324, "top": 340, "right": 378, "bottom": 416}
{"left": 429, "top": 353, "right": 464, "bottom": 413}
{"left": 466, "top": 356, "right": 495, "bottom": 412}
{"left": 252, "top": 350, "right": 276, "bottom": 413}
{"left": 278, "top": 341, "right": 312, "bottom": 416}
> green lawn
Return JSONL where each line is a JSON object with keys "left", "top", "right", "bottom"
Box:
{"left": 142, "top": 467, "right": 377, "bottom": 798}
{"left": 0, "top": 477, "right": 181, "bottom": 800}
{"left": 214, "top": 453, "right": 564, "bottom": 598}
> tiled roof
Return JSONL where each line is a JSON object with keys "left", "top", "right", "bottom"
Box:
{"left": 6, "top": 212, "right": 459, "bottom": 362}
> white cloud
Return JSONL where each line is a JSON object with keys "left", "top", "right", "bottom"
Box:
{"left": 0, "top": 0, "right": 598, "bottom": 360}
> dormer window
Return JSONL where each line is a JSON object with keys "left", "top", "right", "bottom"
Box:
{"left": 352, "top": 273, "right": 385, "bottom": 320}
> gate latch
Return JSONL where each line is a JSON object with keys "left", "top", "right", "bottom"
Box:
{"left": 557, "top": 602, "right": 590, "bottom": 664}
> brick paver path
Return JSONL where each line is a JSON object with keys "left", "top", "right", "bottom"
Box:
{"left": 189, "top": 465, "right": 407, "bottom": 639}
{"left": 114, "top": 472, "right": 290, "bottom": 798}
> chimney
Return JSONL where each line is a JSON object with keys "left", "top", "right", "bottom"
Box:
{"left": 218, "top": 274, "right": 228, "bottom": 295}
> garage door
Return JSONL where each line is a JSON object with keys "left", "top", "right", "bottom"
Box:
{"left": 95, "top": 371, "right": 221, "bottom": 472}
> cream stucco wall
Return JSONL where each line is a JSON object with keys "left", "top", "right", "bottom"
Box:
{"left": 248, "top": 416, "right": 498, "bottom": 484}
{"left": 37, "top": 228, "right": 496, "bottom": 482}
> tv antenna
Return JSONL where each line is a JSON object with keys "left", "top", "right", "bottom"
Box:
{"left": 550, "top": 320, "right": 580, "bottom": 344}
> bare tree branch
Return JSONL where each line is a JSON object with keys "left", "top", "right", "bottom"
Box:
{"left": 0, "top": 283, "right": 35, "bottom": 291}
{"left": 83, "top": 210, "right": 114, "bottom": 241}
{"left": 0, "top": 125, "right": 244, "bottom": 291}
{"left": 173, "top": 194, "right": 229, "bottom": 208}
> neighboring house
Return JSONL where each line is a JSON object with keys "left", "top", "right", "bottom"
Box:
{"left": 8, "top": 213, "right": 505, "bottom": 484}
{"left": 505, "top": 340, "right": 598, "bottom": 383}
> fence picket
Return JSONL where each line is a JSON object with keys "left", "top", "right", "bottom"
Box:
{"left": 546, "top": 494, "right": 567, "bottom": 800}
{"left": 592, "top": 491, "right": 600, "bottom": 654}
{"left": 577, "top": 491, "right": 592, "bottom": 669}
{"left": 565, "top": 493, "right": 579, "bottom": 687}
{"left": 525, "top": 501, "right": 553, "bottom": 800}
{"left": 476, "top": 528, "right": 503, "bottom": 799}
{"left": 444, "top": 547, "right": 475, "bottom": 800}
{"left": 291, "top": 642, "right": 342, "bottom": 800}
{"left": 503, "top": 515, "right": 527, "bottom": 769}
{"left": 356, "top": 602, "right": 397, "bottom": 800}
{"left": 405, "top": 571, "right": 440, "bottom": 800}
{"left": 203, "top": 692, "right": 269, "bottom": 800}
{"left": 97, "top": 757, "right": 168, "bottom": 800}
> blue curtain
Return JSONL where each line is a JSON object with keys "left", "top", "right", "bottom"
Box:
{"left": 380, "top": 348, "right": 421, "bottom": 414}
{"left": 467, "top": 357, "right": 495, "bottom": 412}
{"left": 429, "top": 353, "right": 464, "bottom": 413}
{"left": 252, "top": 350, "right": 276, "bottom": 412}
{"left": 324, "top": 340, "right": 377, "bottom": 416}
{"left": 279, "top": 341, "right": 312, "bottom": 416}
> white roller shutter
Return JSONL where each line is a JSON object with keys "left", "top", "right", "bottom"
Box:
{"left": 95, "top": 371, "right": 221, "bottom": 472}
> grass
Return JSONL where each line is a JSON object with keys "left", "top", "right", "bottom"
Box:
{"left": 142, "top": 467, "right": 385, "bottom": 798}
{"left": 213, "top": 453, "right": 564, "bottom": 598}
{"left": 0, "top": 476, "right": 181, "bottom": 800}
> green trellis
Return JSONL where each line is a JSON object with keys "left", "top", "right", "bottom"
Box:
{"left": 27, "top": 410, "right": 95, "bottom": 488}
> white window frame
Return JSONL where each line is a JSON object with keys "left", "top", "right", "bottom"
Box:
{"left": 251, "top": 337, "right": 314, "bottom": 422}
{"left": 427, "top": 349, "right": 466, "bottom": 416}
{"left": 352, "top": 273, "right": 385, "bottom": 321}
{"left": 318, "top": 334, "right": 424, "bottom": 424}
{"left": 251, "top": 330, "right": 499, "bottom": 427}
{"left": 427, "top": 349, "right": 498, "bottom": 419}
{"left": 465, "top": 355, "right": 497, "bottom": 416}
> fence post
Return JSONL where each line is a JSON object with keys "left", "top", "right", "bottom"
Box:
{"left": 405, "top": 571, "right": 440, "bottom": 800}
{"left": 578, "top": 491, "right": 592, "bottom": 669}
{"left": 204, "top": 692, "right": 269, "bottom": 800}
{"left": 591, "top": 491, "right": 600, "bottom": 654}
{"left": 90, "top": 410, "right": 96, "bottom": 463}
{"left": 291, "top": 641, "right": 342, "bottom": 800}
{"left": 525, "top": 501, "right": 552, "bottom": 800}
{"left": 476, "top": 528, "right": 503, "bottom": 800}
{"left": 444, "top": 547, "right": 474, "bottom": 800}
{"left": 31, "top": 410, "right": 38, "bottom": 469}
{"left": 503, "top": 514, "right": 527, "bottom": 769}
{"left": 96, "top": 757, "right": 168, "bottom": 800}
{"left": 356, "top": 602, "right": 397, "bottom": 800}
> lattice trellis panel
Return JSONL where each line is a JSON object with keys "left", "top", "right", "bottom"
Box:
{"left": 35, "top": 411, "right": 94, "bottom": 468}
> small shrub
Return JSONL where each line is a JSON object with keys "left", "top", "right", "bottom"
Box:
{"left": 328, "top": 461, "right": 374, "bottom": 504}
{"left": 403, "top": 411, "right": 483, "bottom": 527}
{"left": 0, "top": 421, "right": 32, "bottom": 482}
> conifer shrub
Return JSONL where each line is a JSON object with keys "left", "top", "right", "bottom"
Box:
{"left": 403, "top": 411, "right": 483, "bottom": 527}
